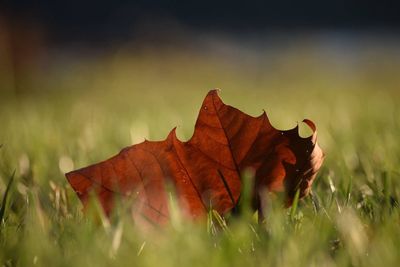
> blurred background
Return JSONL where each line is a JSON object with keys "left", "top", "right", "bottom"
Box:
{"left": 1, "top": 0, "right": 399, "bottom": 96}
{"left": 0, "top": 0, "right": 399, "bottom": 174}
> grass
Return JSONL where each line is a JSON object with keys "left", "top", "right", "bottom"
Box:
{"left": 1, "top": 40, "right": 400, "bottom": 266}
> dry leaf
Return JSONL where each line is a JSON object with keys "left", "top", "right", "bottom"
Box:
{"left": 66, "top": 90, "right": 324, "bottom": 225}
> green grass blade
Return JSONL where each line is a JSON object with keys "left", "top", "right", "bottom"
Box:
{"left": 0, "top": 170, "right": 15, "bottom": 224}
{"left": 290, "top": 189, "right": 300, "bottom": 221}
{"left": 345, "top": 176, "right": 353, "bottom": 207}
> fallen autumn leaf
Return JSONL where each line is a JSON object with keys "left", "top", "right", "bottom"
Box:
{"left": 66, "top": 89, "right": 324, "bottom": 225}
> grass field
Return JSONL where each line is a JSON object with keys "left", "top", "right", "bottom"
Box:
{"left": 1, "top": 39, "right": 400, "bottom": 266}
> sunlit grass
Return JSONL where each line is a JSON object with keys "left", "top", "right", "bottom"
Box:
{"left": 1, "top": 44, "right": 400, "bottom": 266}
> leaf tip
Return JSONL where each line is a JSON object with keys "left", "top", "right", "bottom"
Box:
{"left": 64, "top": 170, "right": 75, "bottom": 183}
{"left": 208, "top": 88, "right": 223, "bottom": 99}
{"left": 167, "top": 127, "right": 180, "bottom": 144}
{"left": 168, "top": 127, "right": 178, "bottom": 137}
{"left": 302, "top": 119, "right": 317, "bottom": 133}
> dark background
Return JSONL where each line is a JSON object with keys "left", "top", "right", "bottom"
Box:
{"left": 1, "top": 0, "right": 399, "bottom": 95}
{"left": 2, "top": 0, "right": 400, "bottom": 43}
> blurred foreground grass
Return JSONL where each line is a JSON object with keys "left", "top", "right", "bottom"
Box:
{"left": 1, "top": 41, "right": 400, "bottom": 266}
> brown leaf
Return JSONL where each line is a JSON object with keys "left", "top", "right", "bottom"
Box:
{"left": 66, "top": 90, "right": 324, "bottom": 225}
